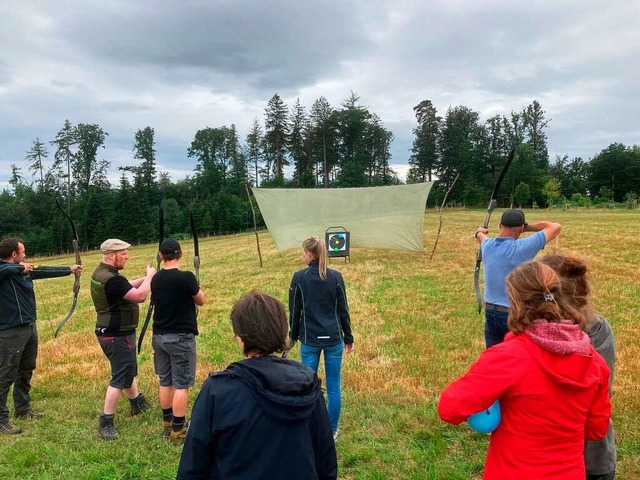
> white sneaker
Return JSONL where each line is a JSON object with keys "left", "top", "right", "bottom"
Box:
{"left": 333, "top": 429, "right": 340, "bottom": 441}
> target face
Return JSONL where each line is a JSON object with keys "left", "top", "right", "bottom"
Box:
{"left": 330, "top": 234, "right": 346, "bottom": 252}
{"left": 325, "top": 231, "right": 350, "bottom": 257}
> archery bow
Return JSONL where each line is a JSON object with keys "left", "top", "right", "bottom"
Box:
{"left": 189, "top": 205, "right": 200, "bottom": 284}
{"left": 473, "top": 146, "right": 516, "bottom": 314}
{"left": 54, "top": 198, "right": 82, "bottom": 338}
{"left": 138, "top": 199, "right": 164, "bottom": 354}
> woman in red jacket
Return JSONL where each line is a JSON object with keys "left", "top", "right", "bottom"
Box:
{"left": 438, "top": 260, "right": 611, "bottom": 480}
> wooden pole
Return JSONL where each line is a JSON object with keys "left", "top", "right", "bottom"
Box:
{"left": 245, "top": 183, "right": 263, "bottom": 268}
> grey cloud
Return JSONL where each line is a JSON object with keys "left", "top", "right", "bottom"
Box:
{"left": 1, "top": 0, "right": 638, "bottom": 186}
{"left": 44, "top": 1, "right": 372, "bottom": 93}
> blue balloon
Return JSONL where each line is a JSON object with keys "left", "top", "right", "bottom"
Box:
{"left": 467, "top": 400, "right": 501, "bottom": 433}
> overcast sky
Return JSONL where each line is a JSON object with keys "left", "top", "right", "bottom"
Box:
{"left": 1, "top": 0, "right": 638, "bottom": 188}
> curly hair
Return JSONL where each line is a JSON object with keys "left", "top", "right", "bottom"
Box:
{"left": 540, "top": 255, "right": 591, "bottom": 310}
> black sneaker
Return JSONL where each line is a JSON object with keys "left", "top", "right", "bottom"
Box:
{"left": 98, "top": 414, "right": 118, "bottom": 441}
{"left": 130, "top": 394, "right": 151, "bottom": 416}
{"left": 0, "top": 421, "right": 23, "bottom": 435}
{"left": 16, "top": 408, "right": 44, "bottom": 420}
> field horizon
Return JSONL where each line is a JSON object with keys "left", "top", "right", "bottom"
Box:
{"left": 1, "top": 208, "right": 638, "bottom": 479}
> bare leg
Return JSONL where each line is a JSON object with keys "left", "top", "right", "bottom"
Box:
{"left": 102, "top": 386, "right": 123, "bottom": 415}
{"left": 173, "top": 389, "right": 188, "bottom": 418}
{"left": 158, "top": 385, "right": 174, "bottom": 410}
{"left": 122, "top": 379, "right": 140, "bottom": 400}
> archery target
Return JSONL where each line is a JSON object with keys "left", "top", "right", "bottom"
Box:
{"left": 326, "top": 231, "right": 350, "bottom": 257}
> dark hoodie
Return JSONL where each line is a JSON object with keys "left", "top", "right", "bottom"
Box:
{"left": 177, "top": 356, "right": 337, "bottom": 480}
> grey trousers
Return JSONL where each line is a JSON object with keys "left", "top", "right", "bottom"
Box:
{"left": 0, "top": 323, "right": 38, "bottom": 422}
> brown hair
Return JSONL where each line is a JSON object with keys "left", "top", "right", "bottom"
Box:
{"left": 506, "top": 261, "right": 587, "bottom": 334}
{"left": 302, "top": 236, "right": 327, "bottom": 280}
{"left": 0, "top": 238, "right": 22, "bottom": 260}
{"left": 230, "top": 290, "right": 290, "bottom": 356}
{"left": 540, "top": 254, "right": 595, "bottom": 320}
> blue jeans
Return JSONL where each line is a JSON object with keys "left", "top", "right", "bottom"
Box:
{"left": 300, "top": 342, "right": 343, "bottom": 433}
{"left": 485, "top": 309, "right": 509, "bottom": 348}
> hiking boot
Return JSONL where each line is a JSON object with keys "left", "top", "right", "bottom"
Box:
{"left": 0, "top": 420, "right": 23, "bottom": 435}
{"left": 169, "top": 422, "right": 188, "bottom": 445}
{"left": 129, "top": 394, "right": 151, "bottom": 416}
{"left": 162, "top": 420, "right": 172, "bottom": 438}
{"left": 98, "top": 414, "right": 118, "bottom": 441}
{"left": 16, "top": 408, "right": 44, "bottom": 420}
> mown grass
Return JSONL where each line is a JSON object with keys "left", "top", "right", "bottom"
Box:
{"left": 1, "top": 208, "right": 639, "bottom": 479}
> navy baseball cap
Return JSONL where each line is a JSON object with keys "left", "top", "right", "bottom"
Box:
{"left": 500, "top": 209, "right": 526, "bottom": 227}
{"left": 160, "top": 239, "right": 182, "bottom": 255}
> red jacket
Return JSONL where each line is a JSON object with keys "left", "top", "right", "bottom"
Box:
{"left": 438, "top": 328, "right": 611, "bottom": 480}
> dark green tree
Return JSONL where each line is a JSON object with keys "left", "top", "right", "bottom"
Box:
{"left": 309, "top": 96, "right": 336, "bottom": 187}
{"left": 25, "top": 138, "right": 48, "bottom": 190}
{"left": 438, "top": 105, "right": 484, "bottom": 204}
{"left": 288, "top": 99, "right": 313, "bottom": 187}
{"left": 364, "top": 113, "right": 395, "bottom": 185}
{"left": 245, "top": 118, "right": 264, "bottom": 186}
{"left": 264, "top": 94, "right": 289, "bottom": 181}
{"left": 50, "top": 120, "right": 77, "bottom": 202}
{"left": 513, "top": 182, "right": 531, "bottom": 207}
{"left": 589, "top": 143, "right": 640, "bottom": 202}
{"left": 74, "top": 123, "right": 109, "bottom": 196}
{"left": 522, "top": 100, "right": 549, "bottom": 169}
{"left": 133, "top": 126, "right": 158, "bottom": 194}
{"left": 334, "top": 92, "right": 371, "bottom": 187}
{"left": 408, "top": 100, "right": 440, "bottom": 182}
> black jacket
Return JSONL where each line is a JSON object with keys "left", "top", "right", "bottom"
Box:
{"left": 177, "top": 356, "right": 337, "bottom": 480}
{"left": 289, "top": 261, "right": 353, "bottom": 347}
{"left": 0, "top": 261, "right": 72, "bottom": 331}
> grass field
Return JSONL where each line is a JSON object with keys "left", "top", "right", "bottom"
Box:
{"left": 1, "top": 208, "right": 639, "bottom": 479}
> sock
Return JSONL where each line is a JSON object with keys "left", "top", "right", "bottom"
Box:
{"left": 101, "top": 413, "right": 115, "bottom": 420}
{"left": 162, "top": 407, "right": 173, "bottom": 422}
{"left": 129, "top": 395, "right": 141, "bottom": 404}
{"left": 172, "top": 415, "right": 185, "bottom": 431}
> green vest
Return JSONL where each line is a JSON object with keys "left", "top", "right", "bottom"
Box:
{"left": 91, "top": 262, "right": 139, "bottom": 335}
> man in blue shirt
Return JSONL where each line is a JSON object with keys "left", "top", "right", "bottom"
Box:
{"left": 475, "top": 209, "right": 562, "bottom": 348}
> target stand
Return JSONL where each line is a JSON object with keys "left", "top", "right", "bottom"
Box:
{"left": 325, "top": 226, "right": 350, "bottom": 263}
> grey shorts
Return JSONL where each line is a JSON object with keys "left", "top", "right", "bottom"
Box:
{"left": 152, "top": 333, "right": 196, "bottom": 389}
{"left": 97, "top": 334, "right": 137, "bottom": 389}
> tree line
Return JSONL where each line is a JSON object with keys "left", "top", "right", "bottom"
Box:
{"left": 408, "top": 100, "right": 640, "bottom": 209}
{"left": 1, "top": 93, "right": 638, "bottom": 257}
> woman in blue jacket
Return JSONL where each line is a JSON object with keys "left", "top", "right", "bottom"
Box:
{"left": 289, "top": 236, "right": 354, "bottom": 439}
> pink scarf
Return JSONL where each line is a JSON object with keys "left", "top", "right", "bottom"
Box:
{"left": 525, "top": 320, "right": 591, "bottom": 356}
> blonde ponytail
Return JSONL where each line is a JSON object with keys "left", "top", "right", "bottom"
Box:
{"left": 302, "top": 236, "right": 327, "bottom": 280}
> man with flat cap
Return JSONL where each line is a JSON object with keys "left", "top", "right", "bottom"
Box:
{"left": 150, "top": 239, "right": 205, "bottom": 444}
{"left": 91, "top": 238, "right": 156, "bottom": 440}
{"left": 475, "top": 210, "right": 562, "bottom": 348}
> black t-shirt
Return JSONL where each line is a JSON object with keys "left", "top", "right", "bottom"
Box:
{"left": 151, "top": 268, "right": 200, "bottom": 335}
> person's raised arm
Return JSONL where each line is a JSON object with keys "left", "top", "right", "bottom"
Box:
{"left": 474, "top": 227, "right": 489, "bottom": 244}
{"left": 123, "top": 265, "right": 156, "bottom": 303}
{"left": 524, "top": 221, "right": 562, "bottom": 243}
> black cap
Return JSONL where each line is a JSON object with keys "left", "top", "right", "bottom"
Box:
{"left": 160, "top": 239, "right": 182, "bottom": 255}
{"left": 500, "top": 209, "right": 526, "bottom": 227}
